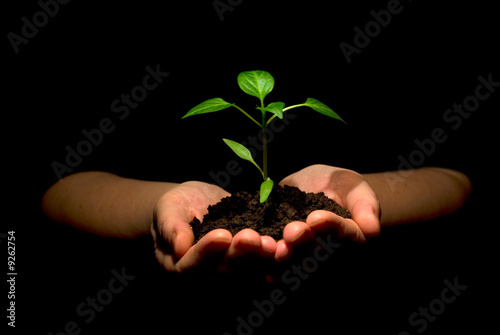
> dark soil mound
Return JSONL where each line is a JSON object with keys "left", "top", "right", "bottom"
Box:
{"left": 191, "top": 185, "right": 351, "bottom": 242}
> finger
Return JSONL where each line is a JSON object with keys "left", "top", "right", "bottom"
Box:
{"left": 225, "top": 229, "right": 262, "bottom": 259}
{"left": 151, "top": 223, "right": 179, "bottom": 272}
{"left": 155, "top": 197, "right": 196, "bottom": 259}
{"left": 154, "top": 251, "right": 178, "bottom": 272}
{"left": 306, "top": 210, "right": 366, "bottom": 242}
{"left": 161, "top": 219, "right": 195, "bottom": 259}
{"left": 282, "top": 221, "right": 315, "bottom": 246}
{"left": 174, "top": 229, "right": 232, "bottom": 273}
{"left": 260, "top": 235, "right": 278, "bottom": 258}
{"left": 275, "top": 239, "right": 292, "bottom": 262}
{"left": 351, "top": 201, "right": 380, "bottom": 237}
{"left": 344, "top": 181, "right": 381, "bottom": 237}
{"left": 223, "top": 229, "right": 281, "bottom": 275}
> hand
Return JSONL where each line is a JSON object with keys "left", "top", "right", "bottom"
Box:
{"left": 151, "top": 181, "right": 277, "bottom": 273}
{"left": 276, "top": 164, "right": 381, "bottom": 261}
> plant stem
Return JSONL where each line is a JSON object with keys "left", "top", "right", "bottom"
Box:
{"left": 232, "top": 104, "right": 262, "bottom": 128}
{"left": 282, "top": 103, "right": 307, "bottom": 112}
{"left": 265, "top": 103, "right": 306, "bottom": 127}
{"left": 251, "top": 160, "right": 265, "bottom": 179}
{"left": 265, "top": 114, "right": 277, "bottom": 127}
{"left": 261, "top": 100, "right": 268, "bottom": 180}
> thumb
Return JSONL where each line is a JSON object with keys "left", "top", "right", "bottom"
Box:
{"left": 155, "top": 196, "right": 195, "bottom": 259}
{"left": 347, "top": 182, "right": 381, "bottom": 237}
{"left": 351, "top": 201, "right": 380, "bottom": 237}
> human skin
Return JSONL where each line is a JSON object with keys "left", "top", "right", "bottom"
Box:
{"left": 41, "top": 165, "right": 471, "bottom": 272}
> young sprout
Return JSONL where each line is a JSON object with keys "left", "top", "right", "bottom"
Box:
{"left": 182, "top": 70, "right": 345, "bottom": 203}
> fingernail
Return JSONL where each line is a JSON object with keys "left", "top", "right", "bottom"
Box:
{"left": 289, "top": 229, "right": 305, "bottom": 243}
{"left": 308, "top": 219, "right": 324, "bottom": 228}
{"left": 262, "top": 243, "right": 275, "bottom": 254}
{"left": 212, "top": 236, "right": 232, "bottom": 246}
{"left": 240, "top": 239, "right": 261, "bottom": 248}
{"left": 276, "top": 247, "right": 291, "bottom": 262}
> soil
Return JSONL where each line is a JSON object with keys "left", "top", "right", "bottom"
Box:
{"left": 191, "top": 185, "right": 351, "bottom": 242}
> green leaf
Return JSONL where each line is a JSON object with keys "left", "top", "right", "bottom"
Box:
{"left": 237, "top": 70, "right": 275, "bottom": 102}
{"left": 223, "top": 138, "right": 253, "bottom": 161}
{"left": 259, "top": 178, "right": 274, "bottom": 203}
{"left": 182, "top": 98, "right": 233, "bottom": 118}
{"left": 222, "top": 139, "right": 265, "bottom": 178}
{"left": 256, "top": 102, "right": 285, "bottom": 119}
{"left": 303, "top": 98, "right": 345, "bottom": 123}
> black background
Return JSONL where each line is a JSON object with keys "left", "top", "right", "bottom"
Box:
{"left": 4, "top": 0, "right": 498, "bottom": 334}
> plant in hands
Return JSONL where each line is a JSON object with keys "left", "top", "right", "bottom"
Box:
{"left": 182, "top": 70, "right": 345, "bottom": 202}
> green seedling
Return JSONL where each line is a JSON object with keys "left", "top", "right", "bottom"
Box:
{"left": 182, "top": 70, "right": 344, "bottom": 203}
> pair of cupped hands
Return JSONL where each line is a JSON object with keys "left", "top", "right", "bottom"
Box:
{"left": 151, "top": 165, "right": 381, "bottom": 274}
